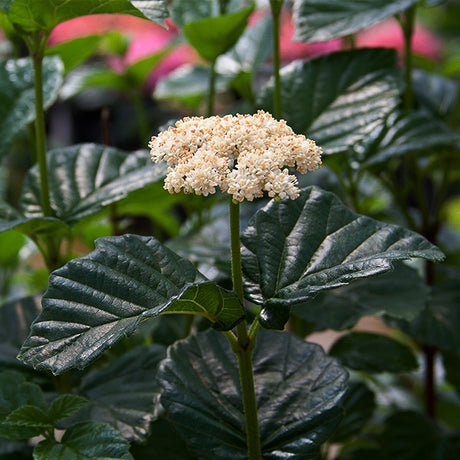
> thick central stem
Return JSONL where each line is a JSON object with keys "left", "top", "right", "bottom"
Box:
{"left": 229, "top": 198, "right": 262, "bottom": 459}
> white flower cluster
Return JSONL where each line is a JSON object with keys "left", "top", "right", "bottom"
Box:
{"left": 149, "top": 110, "right": 322, "bottom": 202}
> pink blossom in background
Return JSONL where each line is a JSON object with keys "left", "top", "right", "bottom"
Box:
{"left": 356, "top": 18, "right": 443, "bottom": 61}
{"left": 252, "top": 8, "right": 442, "bottom": 64}
{"left": 48, "top": 15, "right": 197, "bottom": 89}
{"left": 278, "top": 10, "right": 342, "bottom": 61}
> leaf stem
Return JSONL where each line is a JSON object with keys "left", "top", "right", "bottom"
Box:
{"left": 269, "top": 0, "right": 284, "bottom": 120}
{"left": 400, "top": 5, "right": 416, "bottom": 111}
{"left": 229, "top": 197, "right": 262, "bottom": 459}
{"left": 31, "top": 33, "right": 53, "bottom": 218}
{"left": 207, "top": 59, "right": 217, "bottom": 117}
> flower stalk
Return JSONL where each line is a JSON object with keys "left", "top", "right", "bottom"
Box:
{"left": 230, "top": 197, "right": 262, "bottom": 459}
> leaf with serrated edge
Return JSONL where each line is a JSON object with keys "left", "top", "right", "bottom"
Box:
{"left": 293, "top": 0, "right": 419, "bottom": 43}
{"left": 72, "top": 345, "right": 165, "bottom": 443}
{"left": 18, "top": 234, "right": 244, "bottom": 375}
{"left": 33, "top": 421, "right": 133, "bottom": 460}
{"left": 20, "top": 144, "right": 165, "bottom": 224}
{"left": 0, "top": 57, "right": 63, "bottom": 159}
{"left": 8, "top": 0, "right": 148, "bottom": 33}
{"left": 159, "top": 329, "right": 348, "bottom": 459}
{"left": 241, "top": 186, "right": 444, "bottom": 329}
{"left": 258, "top": 49, "right": 401, "bottom": 154}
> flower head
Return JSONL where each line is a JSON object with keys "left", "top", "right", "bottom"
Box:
{"left": 149, "top": 110, "right": 322, "bottom": 202}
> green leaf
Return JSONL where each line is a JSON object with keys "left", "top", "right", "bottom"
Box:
{"left": 72, "top": 345, "right": 166, "bottom": 442}
{"left": 413, "top": 69, "right": 459, "bottom": 122}
{"left": 159, "top": 329, "right": 348, "bottom": 459}
{"left": 404, "top": 275, "right": 460, "bottom": 352}
{"left": 379, "top": 411, "right": 459, "bottom": 460}
{"left": 5, "top": 405, "right": 51, "bottom": 429}
{"left": 130, "top": 0, "right": 169, "bottom": 25}
{"left": 359, "top": 110, "right": 460, "bottom": 166}
{"left": 292, "top": 263, "right": 429, "bottom": 331}
{"left": 0, "top": 56, "right": 63, "bottom": 159}
{"left": 293, "top": 0, "right": 419, "bottom": 43}
{"left": 184, "top": 4, "right": 255, "bottom": 62}
{"left": 20, "top": 144, "right": 165, "bottom": 224}
{"left": 18, "top": 234, "right": 244, "bottom": 374}
{"left": 329, "top": 332, "right": 418, "bottom": 373}
{"left": 155, "top": 64, "right": 231, "bottom": 108}
{"left": 170, "top": 0, "right": 215, "bottom": 27}
{"left": 0, "top": 372, "right": 46, "bottom": 440}
{"left": 33, "top": 421, "right": 133, "bottom": 460}
{"left": 46, "top": 36, "right": 102, "bottom": 73}
{"left": 442, "top": 350, "right": 460, "bottom": 391}
{"left": 8, "top": 0, "right": 148, "bottom": 34}
{"left": 0, "top": 231, "right": 25, "bottom": 268}
{"left": 241, "top": 186, "right": 444, "bottom": 329}
{"left": 258, "top": 49, "right": 401, "bottom": 153}
{"left": 0, "top": 217, "right": 70, "bottom": 239}
{"left": 331, "top": 382, "right": 376, "bottom": 442}
{"left": 0, "top": 295, "right": 41, "bottom": 347}
{"left": 48, "top": 395, "right": 89, "bottom": 425}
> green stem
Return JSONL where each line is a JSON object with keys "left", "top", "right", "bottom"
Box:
{"left": 229, "top": 197, "right": 262, "bottom": 459}
{"left": 31, "top": 33, "right": 53, "bottom": 218}
{"left": 270, "top": 0, "right": 283, "bottom": 119}
{"left": 400, "top": 6, "right": 416, "bottom": 111}
{"left": 236, "top": 345, "right": 261, "bottom": 459}
{"left": 207, "top": 59, "right": 217, "bottom": 117}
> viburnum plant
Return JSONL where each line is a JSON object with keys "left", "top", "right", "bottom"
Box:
{"left": 0, "top": 0, "right": 459, "bottom": 459}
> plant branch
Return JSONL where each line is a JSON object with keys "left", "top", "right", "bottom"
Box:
{"left": 30, "top": 33, "right": 53, "bottom": 218}
{"left": 269, "top": 0, "right": 284, "bottom": 119}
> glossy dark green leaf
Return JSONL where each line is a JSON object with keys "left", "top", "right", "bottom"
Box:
{"left": 0, "top": 56, "right": 63, "bottom": 159}
{"left": 130, "top": 0, "right": 169, "bottom": 25}
{"left": 33, "top": 421, "right": 133, "bottom": 460}
{"left": 329, "top": 332, "right": 418, "bottom": 373}
{"left": 292, "top": 263, "right": 429, "bottom": 331}
{"left": 241, "top": 186, "right": 444, "bottom": 329}
{"left": 293, "top": 0, "right": 419, "bottom": 43}
{"left": 72, "top": 345, "right": 166, "bottom": 443}
{"left": 0, "top": 295, "right": 41, "bottom": 347}
{"left": 8, "top": 0, "right": 147, "bottom": 34}
{"left": 20, "top": 144, "right": 165, "bottom": 224}
{"left": 332, "top": 382, "right": 375, "bottom": 442}
{"left": 18, "top": 234, "right": 244, "bottom": 374}
{"left": 0, "top": 372, "right": 46, "bottom": 439}
{"left": 184, "top": 4, "right": 254, "bottom": 62}
{"left": 46, "top": 36, "right": 102, "bottom": 73}
{"left": 159, "top": 329, "right": 348, "bottom": 459}
{"left": 359, "top": 110, "right": 460, "bottom": 166}
{"left": 258, "top": 49, "right": 401, "bottom": 153}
